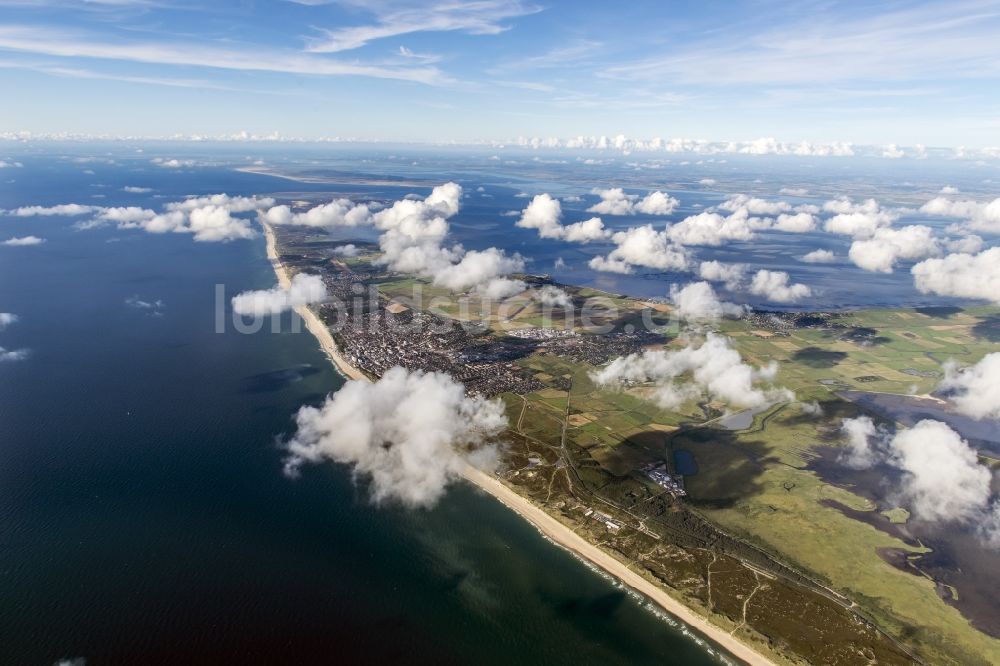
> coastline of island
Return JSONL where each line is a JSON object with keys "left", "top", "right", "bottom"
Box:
{"left": 264, "top": 222, "right": 367, "bottom": 382}
{"left": 261, "top": 221, "right": 779, "bottom": 666}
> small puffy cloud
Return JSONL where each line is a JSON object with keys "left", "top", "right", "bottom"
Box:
{"left": 919, "top": 196, "right": 980, "bottom": 218}
{"left": 939, "top": 353, "right": 1000, "bottom": 420}
{"left": 779, "top": 187, "right": 809, "bottom": 196}
{"left": 666, "top": 211, "right": 755, "bottom": 246}
{"left": 263, "top": 199, "right": 371, "bottom": 228}
{"left": 718, "top": 194, "right": 790, "bottom": 216}
{"left": 825, "top": 212, "right": 895, "bottom": 237}
{"left": 588, "top": 255, "right": 634, "bottom": 274}
{"left": 748, "top": 270, "right": 812, "bottom": 303}
{"left": 232, "top": 273, "right": 328, "bottom": 316}
{"left": 890, "top": 421, "right": 994, "bottom": 525}
{"left": 561, "top": 216, "right": 609, "bottom": 242}
{"left": 823, "top": 198, "right": 898, "bottom": 238}
{"left": 920, "top": 196, "right": 1000, "bottom": 234}
{"left": 122, "top": 186, "right": 152, "bottom": 193}
{"left": 911, "top": 247, "right": 1000, "bottom": 304}
{"left": 180, "top": 206, "right": 256, "bottom": 242}
{"left": 698, "top": 178, "right": 716, "bottom": 186}
{"left": 697, "top": 260, "right": 746, "bottom": 290}
{"left": 837, "top": 418, "right": 1000, "bottom": 543}
{"left": 634, "top": 191, "right": 679, "bottom": 215}
{"left": 0, "top": 312, "right": 19, "bottom": 329}
{"left": 282, "top": 366, "right": 507, "bottom": 507}
{"left": 3, "top": 235, "right": 45, "bottom": 246}
{"left": 167, "top": 194, "right": 274, "bottom": 213}
{"left": 535, "top": 285, "right": 572, "bottom": 308}
{"left": 91, "top": 206, "right": 156, "bottom": 226}
{"left": 332, "top": 244, "right": 360, "bottom": 257}
{"left": 945, "top": 235, "right": 983, "bottom": 254}
{"left": 0, "top": 159, "right": 23, "bottom": 168}
{"left": 587, "top": 188, "right": 678, "bottom": 216}
{"left": 592, "top": 333, "right": 790, "bottom": 409}
{"left": 371, "top": 183, "right": 467, "bottom": 280}
{"left": 800, "top": 249, "right": 837, "bottom": 263}
{"left": 839, "top": 416, "right": 880, "bottom": 468}
{"left": 669, "top": 281, "right": 746, "bottom": 322}
{"left": 516, "top": 193, "right": 563, "bottom": 237}
{"left": 821, "top": 197, "right": 900, "bottom": 239}
{"left": 881, "top": 144, "right": 905, "bottom": 159}
{"left": 517, "top": 194, "right": 610, "bottom": 243}
{"left": 587, "top": 187, "right": 636, "bottom": 215}
{"left": 773, "top": 212, "right": 817, "bottom": 233}
{"left": 81, "top": 194, "right": 271, "bottom": 242}
{"left": 433, "top": 247, "right": 525, "bottom": 293}
{"left": 848, "top": 225, "right": 940, "bottom": 273}
{"left": 940, "top": 186, "right": 960, "bottom": 195}
{"left": 476, "top": 277, "right": 527, "bottom": 299}
{"left": 8, "top": 203, "right": 97, "bottom": 216}
{"left": 822, "top": 197, "right": 878, "bottom": 215}
{"left": 589, "top": 224, "right": 690, "bottom": 274}
{"left": 151, "top": 158, "right": 197, "bottom": 168}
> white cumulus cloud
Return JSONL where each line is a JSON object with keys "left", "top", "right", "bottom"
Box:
{"left": 587, "top": 188, "right": 678, "bottom": 216}
{"left": 837, "top": 418, "right": 1000, "bottom": 545}
{"left": 848, "top": 225, "right": 940, "bottom": 273}
{"left": 920, "top": 196, "right": 1000, "bottom": 234}
{"left": 588, "top": 225, "right": 690, "bottom": 274}
{"left": 591, "top": 333, "right": 790, "bottom": 409}
{"left": 669, "top": 281, "right": 746, "bottom": 322}
{"left": 516, "top": 194, "right": 609, "bottom": 242}
{"left": 940, "top": 353, "right": 1000, "bottom": 420}
{"left": 666, "top": 210, "right": 756, "bottom": 246}
{"left": 698, "top": 260, "right": 746, "bottom": 290}
{"left": 2, "top": 235, "right": 46, "bottom": 246}
{"left": 262, "top": 199, "right": 371, "bottom": 228}
{"left": 535, "top": 285, "right": 572, "bottom": 308}
{"left": 231, "top": 273, "right": 328, "bottom": 316}
{"left": 8, "top": 203, "right": 98, "bottom": 216}
{"left": 911, "top": 247, "right": 1000, "bottom": 304}
{"left": 800, "top": 249, "right": 837, "bottom": 263}
{"left": 749, "top": 270, "right": 812, "bottom": 303}
{"left": 282, "top": 367, "right": 507, "bottom": 507}
{"left": 773, "top": 211, "right": 817, "bottom": 233}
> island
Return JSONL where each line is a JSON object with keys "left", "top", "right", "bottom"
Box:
{"left": 263, "top": 222, "right": 1000, "bottom": 666}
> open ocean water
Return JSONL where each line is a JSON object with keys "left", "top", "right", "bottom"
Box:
{"left": 0, "top": 151, "right": 730, "bottom": 665}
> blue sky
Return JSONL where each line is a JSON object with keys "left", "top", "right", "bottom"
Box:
{"left": 1, "top": 0, "right": 999, "bottom": 146}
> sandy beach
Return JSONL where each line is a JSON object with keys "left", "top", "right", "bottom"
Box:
{"left": 263, "top": 223, "right": 776, "bottom": 666}
{"left": 462, "top": 467, "right": 776, "bottom": 666}
{"left": 262, "top": 222, "right": 367, "bottom": 381}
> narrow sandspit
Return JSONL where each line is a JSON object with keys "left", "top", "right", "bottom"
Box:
{"left": 263, "top": 222, "right": 775, "bottom": 666}
{"left": 462, "top": 467, "right": 778, "bottom": 666}
{"left": 262, "top": 222, "right": 366, "bottom": 381}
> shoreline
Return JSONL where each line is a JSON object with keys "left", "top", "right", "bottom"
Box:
{"left": 462, "top": 467, "right": 776, "bottom": 666}
{"left": 262, "top": 223, "right": 777, "bottom": 666}
{"left": 262, "top": 222, "right": 367, "bottom": 381}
